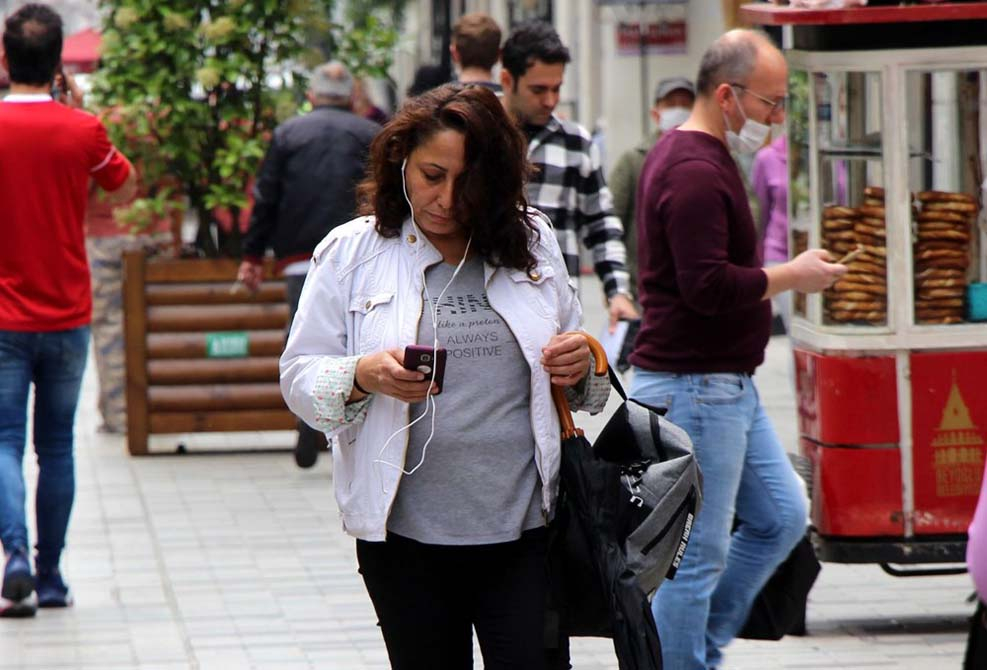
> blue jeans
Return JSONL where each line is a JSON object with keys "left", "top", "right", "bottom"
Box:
{"left": 0, "top": 327, "right": 90, "bottom": 569}
{"left": 630, "top": 369, "right": 806, "bottom": 670}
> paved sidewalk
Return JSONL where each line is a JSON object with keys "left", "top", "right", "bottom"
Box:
{"left": 0, "top": 283, "right": 975, "bottom": 669}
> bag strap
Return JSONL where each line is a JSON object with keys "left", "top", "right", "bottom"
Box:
{"left": 550, "top": 332, "right": 610, "bottom": 439}
{"left": 608, "top": 365, "right": 627, "bottom": 401}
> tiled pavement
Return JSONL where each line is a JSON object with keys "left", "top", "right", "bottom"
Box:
{"left": 0, "top": 280, "right": 975, "bottom": 669}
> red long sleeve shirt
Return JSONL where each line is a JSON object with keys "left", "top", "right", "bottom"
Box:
{"left": 629, "top": 129, "right": 771, "bottom": 374}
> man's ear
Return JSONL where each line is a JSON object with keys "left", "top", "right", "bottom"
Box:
{"left": 714, "top": 82, "right": 734, "bottom": 111}
{"left": 500, "top": 68, "right": 513, "bottom": 92}
{"left": 449, "top": 43, "right": 459, "bottom": 66}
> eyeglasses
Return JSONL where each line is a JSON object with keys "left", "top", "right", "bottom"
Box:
{"left": 730, "top": 83, "right": 786, "bottom": 114}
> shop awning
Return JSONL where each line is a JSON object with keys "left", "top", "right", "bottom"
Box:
{"left": 62, "top": 28, "right": 101, "bottom": 73}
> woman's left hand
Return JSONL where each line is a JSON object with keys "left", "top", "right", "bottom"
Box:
{"left": 541, "top": 331, "right": 590, "bottom": 387}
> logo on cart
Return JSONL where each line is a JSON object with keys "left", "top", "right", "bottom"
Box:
{"left": 932, "top": 370, "right": 985, "bottom": 498}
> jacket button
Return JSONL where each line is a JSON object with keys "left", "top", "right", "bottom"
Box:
{"left": 528, "top": 269, "right": 541, "bottom": 281}
{"left": 407, "top": 234, "right": 417, "bottom": 244}
{"left": 365, "top": 300, "right": 372, "bottom": 309}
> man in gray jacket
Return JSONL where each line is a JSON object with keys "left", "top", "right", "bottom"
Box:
{"left": 237, "top": 61, "right": 380, "bottom": 468}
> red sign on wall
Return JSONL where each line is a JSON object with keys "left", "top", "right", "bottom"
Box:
{"left": 616, "top": 20, "right": 687, "bottom": 56}
{"left": 911, "top": 351, "right": 987, "bottom": 534}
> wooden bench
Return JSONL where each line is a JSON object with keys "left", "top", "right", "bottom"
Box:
{"left": 122, "top": 251, "right": 296, "bottom": 455}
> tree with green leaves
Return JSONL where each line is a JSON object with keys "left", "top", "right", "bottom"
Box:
{"left": 94, "top": 0, "right": 399, "bottom": 257}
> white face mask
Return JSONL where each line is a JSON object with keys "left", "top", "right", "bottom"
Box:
{"left": 724, "top": 87, "right": 771, "bottom": 154}
{"left": 658, "top": 106, "right": 691, "bottom": 132}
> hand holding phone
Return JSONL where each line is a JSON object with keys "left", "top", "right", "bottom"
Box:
{"left": 404, "top": 344, "right": 446, "bottom": 394}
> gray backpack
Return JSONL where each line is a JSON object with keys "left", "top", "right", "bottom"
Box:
{"left": 546, "top": 363, "right": 703, "bottom": 668}
{"left": 594, "top": 371, "right": 704, "bottom": 596}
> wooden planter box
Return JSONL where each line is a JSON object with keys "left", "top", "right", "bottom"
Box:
{"left": 122, "top": 251, "right": 296, "bottom": 455}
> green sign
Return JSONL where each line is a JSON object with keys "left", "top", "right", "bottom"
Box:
{"left": 205, "top": 331, "right": 249, "bottom": 358}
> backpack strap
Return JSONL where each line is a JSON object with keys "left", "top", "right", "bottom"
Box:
{"left": 608, "top": 365, "right": 627, "bottom": 400}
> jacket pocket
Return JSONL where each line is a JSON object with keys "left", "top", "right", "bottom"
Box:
{"left": 349, "top": 292, "right": 394, "bottom": 354}
{"left": 508, "top": 265, "right": 557, "bottom": 318}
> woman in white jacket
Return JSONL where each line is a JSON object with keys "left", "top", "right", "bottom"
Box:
{"left": 280, "top": 83, "right": 608, "bottom": 669}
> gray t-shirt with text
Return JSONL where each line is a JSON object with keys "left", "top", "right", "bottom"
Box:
{"left": 386, "top": 256, "right": 543, "bottom": 545}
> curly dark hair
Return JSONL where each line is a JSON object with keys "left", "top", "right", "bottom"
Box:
{"left": 358, "top": 83, "right": 538, "bottom": 271}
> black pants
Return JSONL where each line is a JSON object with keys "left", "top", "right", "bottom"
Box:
{"left": 357, "top": 527, "right": 549, "bottom": 670}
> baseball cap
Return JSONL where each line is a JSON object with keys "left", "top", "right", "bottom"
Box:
{"left": 654, "top": 77, "right": 695, "bottom": 103}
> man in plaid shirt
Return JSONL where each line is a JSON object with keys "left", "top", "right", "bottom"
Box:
{"left": 500, "top": 20, "right": 638, "bottom": 329}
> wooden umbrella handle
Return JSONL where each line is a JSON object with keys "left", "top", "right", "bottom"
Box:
{"left": 550, "top": 332, "right": 609, "bottom": 439}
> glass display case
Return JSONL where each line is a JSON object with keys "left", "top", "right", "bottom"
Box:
{"left": 740, "top": 0, "right": 987, "bottom": 569}
{"left": 905, "top": 70, "right": 982, "bottom": 326}
{"left": 787, "top": 49, "right": 985, "bottom": 349}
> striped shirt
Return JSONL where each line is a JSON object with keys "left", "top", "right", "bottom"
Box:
{"left": 525, "top": 115, "right": 631, "bottom": 299}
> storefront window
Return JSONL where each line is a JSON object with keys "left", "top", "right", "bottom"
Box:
{"left": 906, "top": 70, "right": 982, "bottom": 326}
{"left": 508, "top": 0, "right": 552, "bottom": 26}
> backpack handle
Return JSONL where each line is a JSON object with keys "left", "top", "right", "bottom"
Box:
{"left": 551, "top": 332, "right": 609, "bottom": 439}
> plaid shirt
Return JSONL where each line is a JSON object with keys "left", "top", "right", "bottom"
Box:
{"left": 526, "top": 115, "right": 631, "bottom": 299}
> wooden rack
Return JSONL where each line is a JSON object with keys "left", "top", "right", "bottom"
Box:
{"left": 122, "top": 251, "right": 296, "bottom": 455}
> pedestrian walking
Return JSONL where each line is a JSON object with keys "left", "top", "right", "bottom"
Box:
{"left": 279, "top": 83, "right": 609, "bottom": 669}
{"left": 628, "top": 29, "right": 846, "bottom": 669}
{"left": 499, "top": 20, "right": 638, "bottom": 332}
{"left": 84, "top": 105, "right": 184, "bottom": 435}
{"left": 752, "top": 131, "right": 792, "bottom": 333}
{"left": 237, "top": 60, "right": 380, "bottom": 469}
{"left": 406, "top": 63, "right": 451, "bottom": 98}
{"left": 609, "top": 76, "right": 695, "bottom": 291}
{"left": 451, "top": 12, "right": 502, "bottom": 92}
{"left": 0, "top": 3, "right": 137, "bottom": 618}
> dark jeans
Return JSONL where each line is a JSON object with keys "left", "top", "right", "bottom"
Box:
{"left": 357, "top": 527, "right": 549, "bottom": 670}
{"left": 0, "top": 327, "right": 89, "bottom": 567}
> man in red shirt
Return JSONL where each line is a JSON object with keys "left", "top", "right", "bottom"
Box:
{"left": 0, "top": 4, "right": 136, "bottom": 618}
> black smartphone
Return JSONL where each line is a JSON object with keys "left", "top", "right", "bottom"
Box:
{"left": 404, "top": 344, "right": 447, "bottom": 394}
{"left": 51, "top": 63, "right": 65, "bottom": 100}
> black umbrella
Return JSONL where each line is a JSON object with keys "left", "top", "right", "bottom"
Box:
{"left": 545, "top": 335, "right": 663, "bottom": 670}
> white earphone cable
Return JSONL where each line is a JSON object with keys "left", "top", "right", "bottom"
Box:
{"left": 372, "top": 157, "right": 471, "bottom": 490}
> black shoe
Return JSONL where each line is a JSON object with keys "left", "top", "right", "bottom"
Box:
{"left": 35, "top": 565, "right": 73, "bottom": 608}
{"left": 1, "top": 548, "right": 36, "bottom": 618}
{"left": 294, "top": 427, "right": 325, "bottom": 469}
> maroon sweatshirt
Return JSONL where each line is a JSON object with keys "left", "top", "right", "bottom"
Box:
{"left": 629, "top": 129, "right": 771, "bottom": 374}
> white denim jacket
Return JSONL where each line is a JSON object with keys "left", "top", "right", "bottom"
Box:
{"left": 280, "top": 213, "right": 610, "bottom": 541}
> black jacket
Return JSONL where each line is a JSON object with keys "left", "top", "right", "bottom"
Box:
{"left": 243, "top": 106, "right": 380, "bottom": 267}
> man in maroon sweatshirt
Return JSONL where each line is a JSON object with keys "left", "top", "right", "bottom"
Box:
{"left": 629, "top": 30, "right": 846, "bottom": 670}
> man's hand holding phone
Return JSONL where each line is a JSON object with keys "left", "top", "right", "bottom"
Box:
{"left": 353, "top": 348, "right": 441, "bottom": 403}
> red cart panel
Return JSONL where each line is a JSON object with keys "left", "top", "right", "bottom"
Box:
{"left": 795, "top": 349, "right": 899, "bottom": 445}
{"left": 802, "top": 438, "right": 903, "bottom": 537}
{"left": 911, "top": 351, "right": 987, "bottom": 535}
